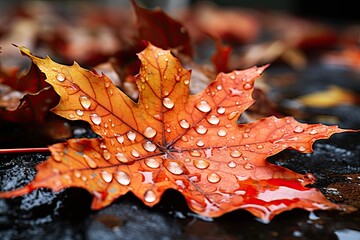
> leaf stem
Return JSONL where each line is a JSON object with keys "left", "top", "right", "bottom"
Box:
{"left": 0, "top": 147, "right": 50, "bottom": 154}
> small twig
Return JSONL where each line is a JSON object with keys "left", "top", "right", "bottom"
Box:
{"left": 0, "top": 147, "right": 50, "bottom": 154}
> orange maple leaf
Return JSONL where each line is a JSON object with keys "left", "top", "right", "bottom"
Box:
{"left": 0, "top": 44, "right": 354, "bottom": 222}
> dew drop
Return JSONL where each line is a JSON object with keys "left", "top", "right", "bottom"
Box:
{"left": 164, "top": 161, "right": 184, "bottom": 175}
{"left": 243, "top": 162, "right": 254, "bottom": 170}
{"left": 104, "top": 81, "right": 110, "bottom": 88}
{"left": 56, "top": 73, "right": 65, "bottom": 82}
{"left": 143, "top": 126, "right": 157, "bottom": 138}
{"left": 102, "top": 150, "right": 111, "bottom": 160}
{"left": 126, "top": 131, "right": 136, "bottom": 141}
{"left": 181, "top": 136, "right": 188, "bottom": 142}
{"left": 227, "top": 111, "right": 238, "bottom": 120}
{"left": 227, "top": 161, "right": 237, "bottom": 168}
{"left": 131, "top": 149, "right": 140, "bottom": 158}
{"left": 52, "top": 151, "right": 63, "bottom": 162}
{"left": 179, "top": 119, "right": 190, "bottom": 129}
{"left": 207, "top": 173, "right": 221, "bottom": 183}
{"left": 195, "top": 125, "right": 207, "bottom": 135}
{"left": 309, "top": 129, "right": 318, "bottom": 135}
{"left": 75, "top": 109, "right": 84, "bottom": 116}
{"left": 79, "top": 96, "right": 92, "bottom": 109}
{"left": 184, "top": 79, "right": 190, "bottom": 85}
{"left": 196, "top": 100, "right": 211, "bottom": 113}
{"left": 190, "top": 150, "right": 201, "bottom": 157}
{"left": 116, "top": 135, "right": 124, "bottom": 144}
{"left": 294, "top": 125, "right": 304, "bottom": 133}
{"left": 206, "top": 115, "right": 220, "bottom": 125}
{"left": 217, "top": 107, "right": 226, "bottom": 114}
{"left": 74, "top": 170, "right": 81, "bottom": 178}
{"left": 163, "top": 97, "right": 174, "bottom": 109}
{"left": 90, "top": 113, "right": 101, "bottom": 125}
{"left": 83, "top": 154, "right": 98, "bottom": 168}
{"left": 115, "top": 152, "right": 129, "bottom": 163}
{"left": 230, "top": 75, "right": 235, "bottom": 80}
{"left": 243, "top": 133, "right": 250, "bottom": 138}
{"left": 114, "top": 171, "right": 131, "bottom": 185}
{"left": 196, "top": 140, "right": 205, "bottom": 147}
{"left": 230, "top": 150, "right": 242, "bottom": 158}
{"left": 298, "top": 145, "right": 306, "bottom": 152}
{"left": 193, "top": 159, "right": 210, "bottom": 169}
{"left": 217, "top": 129, "right": 227, "bottom": 137}
{"left": 243, "top": 83, "right": 252, "bottom": 90}
{"left": 101, "top": 170, "right": 113, "bottom": 183}
{"left": 145, "top": 158, "right": 160, "bottom": 169}
{"left": 217, "top": 85, "right": 223, "bottom": 90}
{"left": 144, "top": 190, "right": 156, "bottom": 203}
{"left": 143, "top": 141, "right": 157, "bottom": 152}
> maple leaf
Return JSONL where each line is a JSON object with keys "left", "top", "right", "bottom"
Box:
{"left": 0, "top": 44, "right": 354, "bottom": 222}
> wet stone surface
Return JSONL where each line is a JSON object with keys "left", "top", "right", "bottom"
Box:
{"left": 1, "top": 65, "right": 360, "bottom": 239}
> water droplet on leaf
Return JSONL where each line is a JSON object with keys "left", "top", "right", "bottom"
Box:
{"left": 90, "top": 113, "right": 101, "bottom": 125}
{"left": 143, "top": 141, "right": 156, "bottom": 152}
{"left": 115, "top": 152, "right": 128, "bottom": 163}
{"left": 83, "top": 154, "right": 98, "bottom": 168}
{"left": 144, "top": 190, "right": 156, "bottom": 203}
{"left": 179, "top": 119, "right": 190, "bottom": 129}
{"left": 114, "top": 171, "right": 131, "bottom": 185}
{"left": 207, "top": 115, "right": 220, "bottom": 125}
{"left": 79, "top": 96, "right": 91, "bottom": 109}
{"left": 163, "top": 97, "right": 174, "bottom": 109}
{"left": 217, "top": 107, "right": 225, "bottom": 114}
{"left": 294, "top": 126, "right": 304, "bottom": 133}
{"left": 101, "top": 170, "right": 113, "bottom": 183}
{"left": 193, "top": 159, "right": 210, "bottom": 169}
{"left": 126, "top": 131, "right": 136, "bottom": 141}
{"left": 145, "top": 158, "right": 160, "bottom": 169}
{"left": 131, "top": 149, "right": 140, "bottom": 158}
{"left": 217, "top": 129, "right": 227, "bottom": 137}
{"left": 227, "top": 161, "right": 237, "bottom": 168}
{"left": 230, "top": 150, "right": 242, "bottom": 158}
{"left": 207, "top": 173, "right": 221, "bottom": 183}
{"left": 76, "top": 109, "right": 84, "bottom": 116}
{"left": 195, "top": 125, "right": 207, "bottom": 135}
{"left": 143, "top": 126, "right": 157, "bottom": 138}
{"left": 196, "top": 100, "right": 211, "bottom": 113}
{"left": 56, "top": 73, "right": 65, "bottom": 82}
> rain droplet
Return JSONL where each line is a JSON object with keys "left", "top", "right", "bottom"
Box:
{"left": 298, "top": 146, "right": 306, "bottom": 152}
{"left": 179, "top": 119, "right": 190, "bottom": 129}
{"left": 101, "top": 170, "right": 113, "bottom": 183}
{"left": 196, "top": 100, "right": 211, "bottom": 113}
{"left": 104, "top": 81, "right": 110, "bottom": 88}
{"left": 144, "top": 190, "right": 156, "bottom": 203}
{"left": 243, "top": 162, "right": 254, "bottom": 170}
{"left": 163, "top": 97, "right": 174, "bottom": 109}
{"left": 294, "top": 126, "right": 304, "bottom": 133}
{"left": 184, "top": 79, "right": 190, "bottom": 85}
{"left": 196, "top": 140, "right": 205, "bottom": 147}
{"left": 195, "top": 125, "right": 207, "bottom": 135}
{"left": 243, "top": 83, "right": 252, "bottom": 90}
{"left": 164, "top": 161, "right": 184, "bottom": 175}
{"left": 116, "top": 135, "right": 124, "bottom": 144}
{"left": 193, "top": 159, "right": 209, "bottom": 169}
{"left": 126, "top": 131, "right": 136, "bottom": 141}
{"left": 74, "top": 170, "right": 81, "bottom": 178}
{"left": 143, "top": 126, "right": 157, "bottom": 138}
{"left": 115, "top": 152, "right": 128, "bottom": 163}
{"left": 114, "top": 171, "right": 131, "bottom": 185}
{"left": 68, "top": 113, "right": 75, "bottom": 119}
{"left": 309, "top": 129, "right": 318, "bottom": 135}
{"left": 227, "top": 161, "right": 237, "bottom": 168}
{"left": 230, "top": 75, "right": 236, "bottom": 80}
{"left": 217, "top": 107, "right": 226, "bottom": 114}
{"left": 102, "top": 150, "right": 111, "bottom": 160}
{"left": 131, "top": 149, "right": 140, "bottom": 158}
{"left": 79, "top": 96, "right": 91, "bottom": 109}
{"left": 56, "top": 73, "right": 65, "bottom": 82}
{"left": 217, "top": 85, "right": 223, "bottom": 90}
{"left": 227, "top": 111, "right": 238, "bottom": 120}
{"left": 207, "top": 173, "right": 221, "bottom": 183}
{"left": 52, "top": 151, "right": 63, "bottom": 162}
{"left": 190, "top": 150, "right": 201, "bottom": 157}
{"left": 83, "top": 154, "right": 98, "bottom": 168}
{"left": 217, "top": 129, "right": 227, "bottom": 137}
{"left": 230, "top": 150, "right": 242, "bottom": 158}
{"left": 143, "top": 141, "right": 156, "bottom": 152}
{"left": 90, "top": 113, "right": 101, "bottom": 125}
{"left": 75, "top": 109, "right": 84, "bottom": 116}
{"left": 145, "top": 158, "right": 160, "bottom": 169}
{"left": 207, "top": 115, "right": 220, "bottom": 125}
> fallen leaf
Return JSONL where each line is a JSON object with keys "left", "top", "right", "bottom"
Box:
{"left": 298, "top": 85, "right": 359, "bottom": 108}
{"left": 0, "top": 44, "right": 354, "bottom": 222}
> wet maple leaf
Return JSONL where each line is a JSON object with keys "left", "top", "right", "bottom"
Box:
{"left": 0, "top": 44, "right": 354, "bottom": 222}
